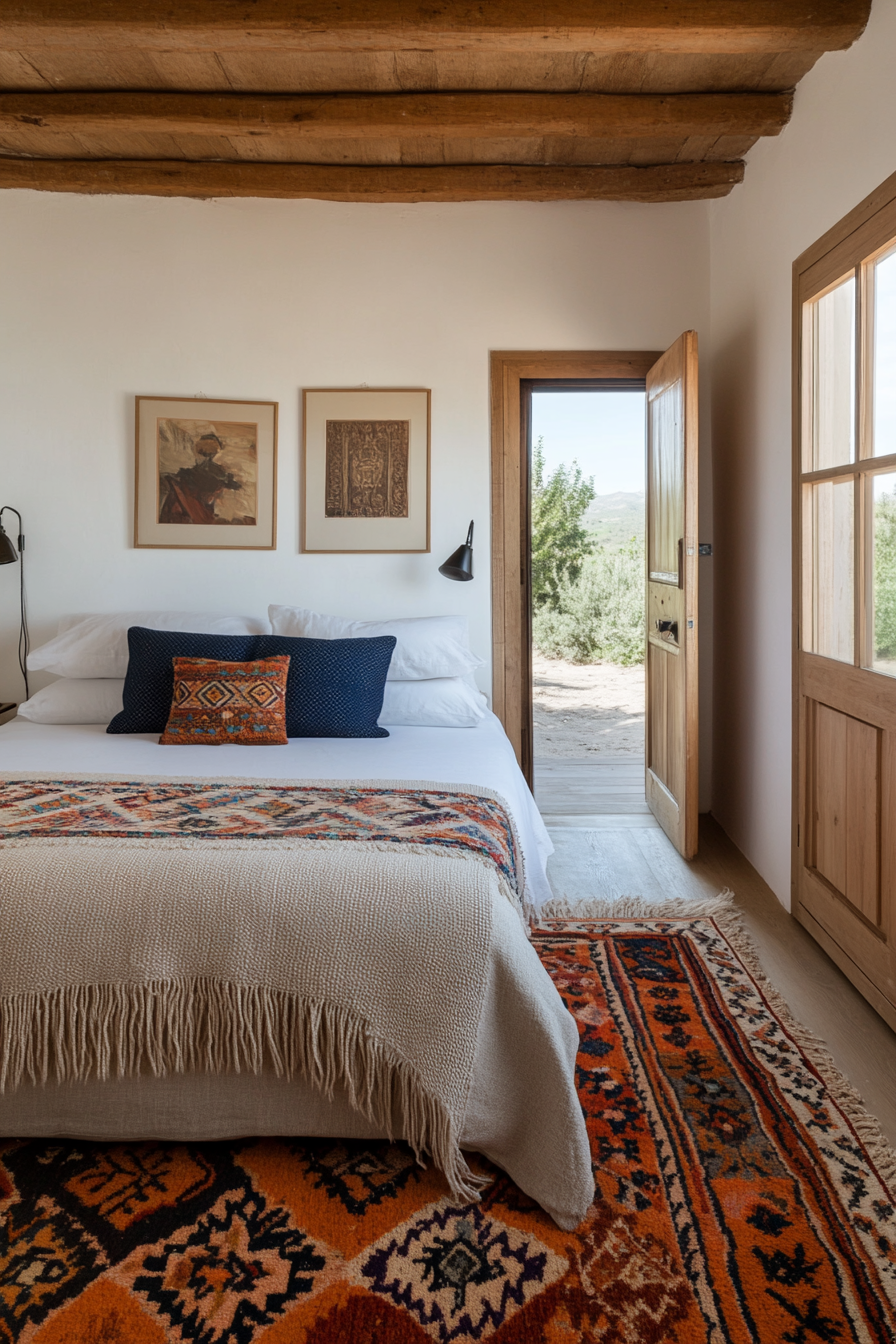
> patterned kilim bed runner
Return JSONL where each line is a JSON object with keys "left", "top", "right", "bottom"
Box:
{"left": 1, "top": 907, "right": 894, "bottom": 1343}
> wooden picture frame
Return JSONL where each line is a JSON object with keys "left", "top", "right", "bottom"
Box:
{"left": 135, "top": 395, "right": 278, "bottom": 549}
{"left": 302, "top": 388, "right": 431, "bottom": 553}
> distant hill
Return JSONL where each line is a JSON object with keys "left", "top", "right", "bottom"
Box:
{"left": 585, "top": 491, "right": 644, "bottom": 550}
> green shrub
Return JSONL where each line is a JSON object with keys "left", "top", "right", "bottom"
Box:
{"left": 531, "top": 438, "right": 595, "bottom": 610}
{"left": 533, "top": 536, "right": 645, "bottom": 666}
{"left": 875, "top": 488, "right": 896, "bottom": 660}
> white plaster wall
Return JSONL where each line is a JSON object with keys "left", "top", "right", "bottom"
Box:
{"left": 709, "top": 0, "right": 896, "bottom": 906}
{"left": 0, "top": 192, "right": 711, "bottom": 787}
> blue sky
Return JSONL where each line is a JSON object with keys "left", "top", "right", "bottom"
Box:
{"left": 531, "top": 390, "right": 646, "bottom": 495}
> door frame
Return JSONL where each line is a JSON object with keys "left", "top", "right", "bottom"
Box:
{"left": 489, "top": 349, "right": 662, "bottom": 784}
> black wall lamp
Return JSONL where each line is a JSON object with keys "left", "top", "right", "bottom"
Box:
{"left": 0, "top": 507, "right": 29, "bottom": 699}
{"left": 438, "top": 520, "right": 474, "bottom": 582}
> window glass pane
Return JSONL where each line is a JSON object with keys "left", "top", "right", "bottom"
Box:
{"left": 872, "top": 248, "right": 896, "bottom": 457}
{"left": 803, "top": 276, "right": 856, "bottom": 471}
{"left": 872, "top": 471, "right": 896, "bottom": 675}
{"left": 802, "top": 478, "right": 854, "bottom": 662}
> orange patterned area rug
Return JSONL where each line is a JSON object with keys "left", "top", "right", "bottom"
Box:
{"left": 2, "top": 909, "right": 895, "bottom": 1344}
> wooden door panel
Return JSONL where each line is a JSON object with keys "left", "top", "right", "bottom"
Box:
{"left": 801, "top": 868, "right": 895, "bottom": 1012}
{"left": 645, "top": 331, "right": 698, "bottom": 858}
{"left": 797, "top": 665, "right": 895, "bottom": 1028}
{"left": 646, "top": 638, "right": 683, "bottom": 801}
{"left": 812, "top": 701, "right": 848, "bottom": 895}
{"left": 648, "top": 378, "right": 683, "bottom": 584}
{"left": 809, "top": 700, "right": 880, "bottom": 924}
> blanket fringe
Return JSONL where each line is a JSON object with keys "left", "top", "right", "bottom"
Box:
{"left": 0, "top": 979, "right": 488, "bottom": 1204}
{"left": 537, "top": 888, "right": 896, "bottom": 1196}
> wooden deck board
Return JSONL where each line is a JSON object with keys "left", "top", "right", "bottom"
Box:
{"left": 534, "top": 754, "right": 649, "bottom": 815}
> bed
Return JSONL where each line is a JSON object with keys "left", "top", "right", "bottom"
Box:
{"left": 0, "top": 711, "right": 594, "bottom": 1230}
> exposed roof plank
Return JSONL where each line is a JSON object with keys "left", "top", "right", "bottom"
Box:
{"left": 0, "top": 49, "right": 827, "bottom": 97}
{"left": 0, "top": 90, "right": 792, "bottom": 142}
{"left": 0, "top": 156, "right": 745, "bottom": 202}
{"left": 0, "top": 129, "right": 757, "bottom": 167}
{"left": 0, "top": 1, "right": 871, "bottom": 56}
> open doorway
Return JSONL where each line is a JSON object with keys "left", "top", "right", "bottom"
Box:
{"left": 526, "top": 383, "right": 650, "bottom": 826}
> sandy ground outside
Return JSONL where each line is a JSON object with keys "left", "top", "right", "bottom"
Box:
{"left": 532, "top": 652, "right": 644, "bottom": 757}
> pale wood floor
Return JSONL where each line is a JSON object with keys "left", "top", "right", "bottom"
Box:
{"left": 544, "top": 812, "right": 896, "bottom": 1149}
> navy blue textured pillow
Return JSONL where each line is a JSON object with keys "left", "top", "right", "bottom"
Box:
{"left": 108, "top": 627, "right": 395, "bottom": 738}
{"left": 264, "top": 632, "right": 395, "bottom": 738}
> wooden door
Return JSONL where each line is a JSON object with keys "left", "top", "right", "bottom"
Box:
{"left": 645, "top": 332, "right": 699, "bottom": 857}
{"left": 794, "top": 185, "right": 896, "bottom": 1032}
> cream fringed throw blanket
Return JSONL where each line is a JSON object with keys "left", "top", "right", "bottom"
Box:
{"left": 0, "top": 776, "right": 528, "bottom": 1201}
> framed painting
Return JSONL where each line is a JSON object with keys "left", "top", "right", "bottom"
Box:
{"left": 135, "top": 396, "right": 278, "bottom": 549}
{"left": 302, "top": 388, "right": 430, "bottom": 553}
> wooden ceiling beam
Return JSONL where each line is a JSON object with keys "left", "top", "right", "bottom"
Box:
{"left": 0, "top": 157, "right": 745, "bottom": 202}
{"left": 0, "top": 1, "right": 871, "bottom": 56}
{"left": 0, "top": 91, "right": 792, "bottom": 141}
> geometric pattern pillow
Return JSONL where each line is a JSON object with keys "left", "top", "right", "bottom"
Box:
{"left": 159, "top": 656, "right": 290, "bottom": 745}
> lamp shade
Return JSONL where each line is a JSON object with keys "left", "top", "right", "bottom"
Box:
{"left": 0, "top": 525, "right": 17, "bottom": 566}
{"left": 439, "top": 520, "right": 474, "bottom": 582}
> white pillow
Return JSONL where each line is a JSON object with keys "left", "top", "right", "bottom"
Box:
{"left": 268, "top": 606, "right": 484, "bottom": 681}
{"left": 27, "top": 611, "right": 271, "bottom": 679}
{"left": 18, "top": 678, "right": 125, "bottom": 725}
{"left": 379, "top": 677, "right": 486, "bottom": 727}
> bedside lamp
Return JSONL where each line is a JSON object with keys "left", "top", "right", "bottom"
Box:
{"left": 439, "top": 521, "right": 474, "bottom": 582}
{"left": 0, "top": 507, "right": 29, "bottom": 700}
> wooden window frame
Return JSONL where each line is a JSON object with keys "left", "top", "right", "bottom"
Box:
{"left": 792, "top": 168, "right": 896, "bottom": 915}
{"left": 489, "top": 350, "right": 661, "bottom": 785}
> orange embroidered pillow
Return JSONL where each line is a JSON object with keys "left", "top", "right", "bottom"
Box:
{"left": 160, "top": 656, "right": 290, "bottom": 745}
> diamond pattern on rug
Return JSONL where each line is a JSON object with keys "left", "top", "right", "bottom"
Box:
{"left": 2, "top": 1144, "right": 220, "bottom": 1264}
{"left": 357, "top": 1203, "right": 566, "bottom": 1342}
{"left": 299, "top": 1140, "right": 423, "bottom": 1217}
{"left": 63, "top": 1146, "right": 217, "bottom": 1235}
{"left": 0, "top": 916, "right": 892, "bottom": 1344}
{"left": 0, "top": 1197, "right": 106, "bottom": 1343}
{"left": 115, "top": 1184, "right": 332, "bottom": 1344}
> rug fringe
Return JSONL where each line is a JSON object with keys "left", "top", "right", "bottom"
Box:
{"left": 538, "top": 888, "right": 896, "bottom": 1196}
{"left": 0, "top": 978, "right": 484, "bottom": 1204}
{"left": 536, "top": 891, "right": 738, "bottom": 922}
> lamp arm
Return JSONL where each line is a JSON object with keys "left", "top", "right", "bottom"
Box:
{"left": 0, "top": 505, "right": 28, "bottom": 700}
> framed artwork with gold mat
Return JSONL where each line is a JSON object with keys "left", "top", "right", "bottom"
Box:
{"left": 135, "top": 396, "right": 278, "bottom": 550}
{"left": 302, "top": 388, "right": 430, "bottom": 553}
